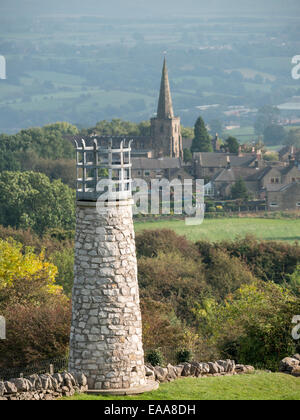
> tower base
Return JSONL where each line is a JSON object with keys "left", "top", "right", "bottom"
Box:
{"left": 86, "top": 380, "right": 159, "bottom": 396}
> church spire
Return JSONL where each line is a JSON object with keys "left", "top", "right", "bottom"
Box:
{"left": 157, "top": 58, "right": 174, "bottom": 119}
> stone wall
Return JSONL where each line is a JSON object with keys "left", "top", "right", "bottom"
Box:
{"left": 69, "top": 200, "right": 147, "bottom": 391}
{"left": 280, "top": 354, "right": 300, "bottom": 377}
{"left": 145, "top": 360, "right": 255, "bottom": 383}
{"left": 0, "top": 372, "right": 88, "bottom": 401}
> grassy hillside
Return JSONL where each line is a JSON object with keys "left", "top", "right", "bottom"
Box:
{"left": 134, "top": 217, "right": 300, "bottom": 243}
{"left": 63, "top": 373, "right": 300, "bottom": 401}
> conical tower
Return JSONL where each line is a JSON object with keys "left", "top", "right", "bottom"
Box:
{"left": 151, "top": 58, "right": 183, "bottom": 159}
{"left": 157, "top": 58, "right": 174, "bottom": 119}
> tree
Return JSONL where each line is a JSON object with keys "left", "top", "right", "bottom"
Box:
{"left": 0, "top": 171, "right": 75, "bottom": 235}
{"left": 231, "top": 178, "right": 249, "bottom": 200}
{"left": 191, "top": 116, "right": 212, "bottom": 153}
{"left": 181, "top": 126, "right": 194, "bottom": 139}
{"left": 263, "top": 125, "right": 287, "bottom": 146}
{"left": 183, "top": 148, "right": 193, "bottom": 163}
{"left": 254, "top": 106, "right": 280, "bottom": 135}
{"left": 285, "top": 129, "right": 300, "bottom": 147}
{"left": 225, "top": 136, "right": 240, "bottom": 154}
{"left": 0, "top": 238, "right": 64, "bottom": 306}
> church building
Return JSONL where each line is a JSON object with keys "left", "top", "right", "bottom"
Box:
{"left": 150, "top": 58, "right": 183, "bottom": 159}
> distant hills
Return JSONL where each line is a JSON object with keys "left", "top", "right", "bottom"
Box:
{"left": 1, "top": 0, "right": 300, "bottom": 18}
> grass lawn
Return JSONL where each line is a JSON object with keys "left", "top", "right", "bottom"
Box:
{"left": 134, "top": 217, "right": 300, "bottom": 243}
{"left": 62, "top": 373, "right": 300, "bottom": 401}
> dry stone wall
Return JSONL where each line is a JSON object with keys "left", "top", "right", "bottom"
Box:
{"left": 0, "top": 372, "right": 88, "bottom": 401}
{"left": 145, "top": 360, "right": 255, "bottom": 383}
{"left": 69, "top": 201, "right": 146, "bottom": 390}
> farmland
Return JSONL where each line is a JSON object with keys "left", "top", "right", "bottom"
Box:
{"left": 134, "top": 217, "right": 300, "bottom": 243}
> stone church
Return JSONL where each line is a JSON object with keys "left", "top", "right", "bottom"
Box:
{"left": 149, "top": 58, "right": 183, "bottom": 159}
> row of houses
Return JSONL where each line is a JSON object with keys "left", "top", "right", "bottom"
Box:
{"left": 130, "top": 146, "right": 300, "bottom": 211}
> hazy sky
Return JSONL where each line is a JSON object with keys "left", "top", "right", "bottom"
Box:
{"left": 1, "top": 0, "right": 300, "bottom": 18}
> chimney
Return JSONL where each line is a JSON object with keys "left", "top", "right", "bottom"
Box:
{"left": 256, "top": 149, "right": 262, "bottom": 161}
{"left": 227, "top": 155, "right": 231, "bottom": 169}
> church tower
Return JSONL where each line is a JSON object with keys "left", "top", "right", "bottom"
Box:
{"left": 150, "top": 58, "right": 183, "bottom": 159}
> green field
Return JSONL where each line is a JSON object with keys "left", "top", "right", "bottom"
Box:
{"left": 134, "top": 217, "right": 300, "bottom": 243}
{"left": 63, "top": 373, "right": 300, "bottom": 401}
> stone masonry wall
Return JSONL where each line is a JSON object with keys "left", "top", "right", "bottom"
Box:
{"left": 69, "top": 200, "right": 146, "bottom": 390}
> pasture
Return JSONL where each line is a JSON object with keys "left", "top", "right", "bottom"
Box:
{"left": 134, "top": 217, "right": 300, "bottom": 243}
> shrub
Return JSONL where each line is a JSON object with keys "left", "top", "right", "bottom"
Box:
{"left": 0, "top": 300, "right": 71, "bottom": 367}
{"left": 207, "top": 282, "right": 300, "bottom": 371}
{"left": 175, "top": 349, "right": 194, "bottom": 364}
{"left": 138, "top": 252, "right": 207, "bottom": 325}
{"left": 136, "top": 229, "right": 198, "bottom": 259}
{"left": 145, "top": 349, "right": 164, "bottom": 367}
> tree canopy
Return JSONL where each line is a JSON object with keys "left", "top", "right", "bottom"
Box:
{"left": 0, "top": 171, "right": 75, "bottom": 235}
{"left": 191, "top": 116, "right": 212, "bottom": 153}
{"left": 225, "top": 136, "right": 240, "bottom": 154}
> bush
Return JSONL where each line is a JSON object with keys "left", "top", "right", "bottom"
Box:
{"left": 136, "top": 229, "right": 198, "bottom": 259}
{"left": 175, "top": 349, "right": 194, "bottom": 364}
{"left": 0, "top": 300, "right": 71, "bottom": 367}
{"left": 206, "top": 282, "right": 300, "bottom": 371}
{"left": 145, "top": 349, "right": 165, "bottom": 367}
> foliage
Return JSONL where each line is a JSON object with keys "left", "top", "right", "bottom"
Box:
{"left": 136, "top": 229, "right": 198, "bottom": 259}
{"left": 145, "top": 349, "right": 165, "bottom": 367}
{"left": 175, "top": 349, "right": 193, "bottom": 364}
{"left": 0, "top": 123, "right": 77, "bottom": 172}
{"left": 138, "top": 252, "right": 207, "bottom": 325}
{"left": 263, "top": 151, "right": 279, "bottom": 161}
{"left": 288, "top": 265, "right": 300, "bottom": 295}
{"left": 181, "top": 126, "right": 194, "bottom": 138}
{"left": 0, "top": 238, "right": 61, "bottom": 299}
{"left": 254, "top": 106, "right": 280, "bottom": 135}
{"left": 231, "top": 178, "right": 249, "bottom": 200}
{"left": 0, "top": 300, "right": 71, "bottom": 367}
{"left": 203, "top": 248, "right": 256, "bottom": 301}
{"left": 191, "top": 116, "right": 212, "bottom": 153}
{"left": 0, "top": 238, "right": 70, "bottom": 367}
{"left": 285, "top": 128, "right": 300, "bottom": 147}
{"left": 205, "top": 282, "right": 300, "bottom": 371}
{"left": 183, "top": 148, "right": 193, "bottom": 163}
{"left": 49, "top": 248, "right": 74, "bottom": 297}
{"left": 224, "top": 136, "right": 240, "bottom": 154}
{"left": 0, "top": 171, "right": 75, "bottom": 235}
{"left": 202, "top": 235, "right": 300, "bottom": 286}
{"left": 263, "top": 124, "right": 287, "bottom": 146}
{"left": 86, "top": 119, "right": 151, "bottom": 137}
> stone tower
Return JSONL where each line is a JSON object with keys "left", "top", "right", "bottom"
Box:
{"left": 151, "top": 58, "right": 183, "bottom": 159}
{"left": 69, "top": 139, "right": 157, "bottom": 394}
